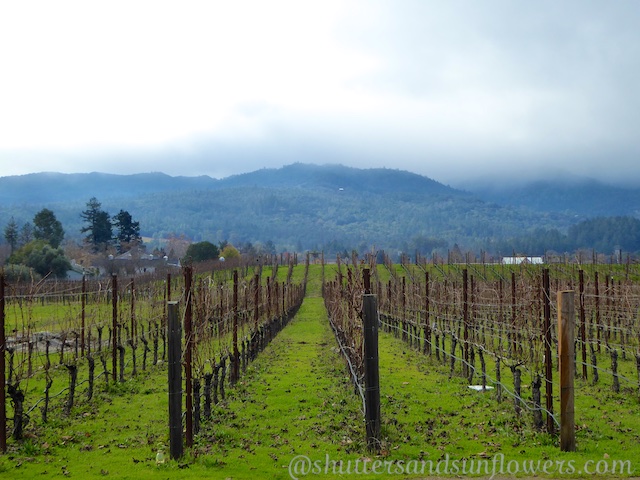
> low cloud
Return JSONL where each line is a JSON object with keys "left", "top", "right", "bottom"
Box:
{"left": 1, "top": 1, "right": 639, "bottom": 186}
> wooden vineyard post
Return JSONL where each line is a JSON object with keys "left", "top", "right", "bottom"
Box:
{"left": 163, "top": 273, "right": 171, "bottom": 363}
{"left": 111, "top": 274, "right": 118, "bottom": 383}
{"left": 0, "top": 274, "right": 6, "bottom": 453}
{"left": 167, "top": 301, "right": 183, "bottom": 460}
{"left": 402, "top": 277, "right": 404, "bottom": 341}
{"left": 254, "top": 273, "right": 260, "bottom": 332}
{"left": 511, "top": 272, "right": 517, "bottom": 357}
{"left": 130, "top": 278, "right": 137, "bottom": 376}
{"left": 579, "top": 270, "right": 588, "bottom": 379}
{"left": 595, "top": 271, "right": 600, "bottom": 352}
{"left": 184, "top": 266, "right": 194, "bottom": 448}
{"left": 81, "top": 275, "right": 86, "bottom": 357}
{"left": 282, "top": 280, "right": 286, "bottom": 321}
{"left": 558, "top": 290, "right": 576, "bottom": 452}
{"left": 543, "top": 268, "right": 554, "bottom": 434}
{"left": 363, "top": 269, "right": 381, "bottom": 452}
{"left": 232, "top": 270, "right": 239, "bottom": 384}
{"left": 424, "top": 271, "right": 430, "bottom": 355}
{"left": 463, "top": 269, "right": 469, "bottom": 378}
{"left": 266, "top": 277, "right": 271, "bottom": 324}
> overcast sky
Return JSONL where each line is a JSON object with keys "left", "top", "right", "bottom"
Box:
{"left": 1, "top": 0, "right": 639, "bottom": 186}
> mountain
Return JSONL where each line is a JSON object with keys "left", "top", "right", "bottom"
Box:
{"left": 464, "top": 177, "right": 640, "bottom": 219}
{"left": 1, "top": 164, "right": 638, "bottom": 256}
{"left": 220, "top": 163, "right": 453, "bottom": 196}
{"left": 0, "top": 171, "right": 218, "bottom": 205}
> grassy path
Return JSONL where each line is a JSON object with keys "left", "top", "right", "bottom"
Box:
{"left": 198, "top": 295, "right": 364, "bottom": 479}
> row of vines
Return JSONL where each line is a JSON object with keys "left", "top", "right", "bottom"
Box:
{"left": 0, "top": 256, "right": 308, "bottom": 451}
{"left": 323, "top": 253, "right": 640, "bottom": 446}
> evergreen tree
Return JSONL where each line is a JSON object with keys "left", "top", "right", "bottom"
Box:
{"left": 19, "top": 222, "right": 33, "bottom": 247}
{"left": 112, "top": 209, "right": 141, "bottom": 252}
{"left": 80, "top": 197, "right": 113, "bottom": 250}
{"left": 33, "top": 208, "right": 65, "bottom": 248}
{"left": 3, "top": 217, "right": 18, "bottom": 252}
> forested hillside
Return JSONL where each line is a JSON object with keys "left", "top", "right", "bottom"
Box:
{"left": 1, "top": 164, "right": 638, "bottom": 257}
{"left": 465, "top": 177, "right": 640, "bottom": 218}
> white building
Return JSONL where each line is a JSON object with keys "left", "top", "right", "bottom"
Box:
{"left": 502, "top": 256, "right": 544, "bottom": 265}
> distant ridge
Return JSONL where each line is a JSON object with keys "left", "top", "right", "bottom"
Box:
{"left": 0, "top": 171, "right": 218, "bottom": 205}
{"left": 219, "top": 163, "right": 454, "bottom": 195}
{"left": 0, "top": 163, "right": 456, "bottom": 205}
{"left": 2, "top": 163, "right": 637, "bottom": 218}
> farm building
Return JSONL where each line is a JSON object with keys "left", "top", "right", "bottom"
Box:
{"left": 502, "top": 256, "right": 544, "bottom": 265}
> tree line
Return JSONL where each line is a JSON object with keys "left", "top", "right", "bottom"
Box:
{"left": 80, "top": 197, "right": 142, "bottom": 252}
{"left": 3, "top": 194, "right": 638, "bottom": 280}
{"left": 1, "top": 197, "right": 248, "bottom": 280}
{"left": 2, "top": 197, "right": 142, "bottom": 280}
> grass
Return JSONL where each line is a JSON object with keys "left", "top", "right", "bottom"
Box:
{"left": 375, "top": 330, "right": 640, "bottom": 476}
{"left": 1, "top": 367, "right": 170, "bottom": 479}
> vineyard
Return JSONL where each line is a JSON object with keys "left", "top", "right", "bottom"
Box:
{"left": 0, "top": 258, "right": 306, "bottom": 449}
{"left": 1, "top": 256, "right": 640, "bottom": 478}
{"left": 325, "top": 256, "right": 640, "bottom": 441}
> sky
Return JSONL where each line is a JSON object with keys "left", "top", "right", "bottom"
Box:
{"left": 1, "top": 0, "right": 639, "bottom": 186}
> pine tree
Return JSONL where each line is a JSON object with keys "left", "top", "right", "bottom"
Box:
{"left": 19, "top": 223, "right": 33, "bottom": 247}
{"left": 80, "top": 197, "right": 112, "bottom": 250}
{"left": 112, "top": 209, "right": 141, "bottom": 253}
{"left": 3, "top": 217, "right": 19, "bottom": 252}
